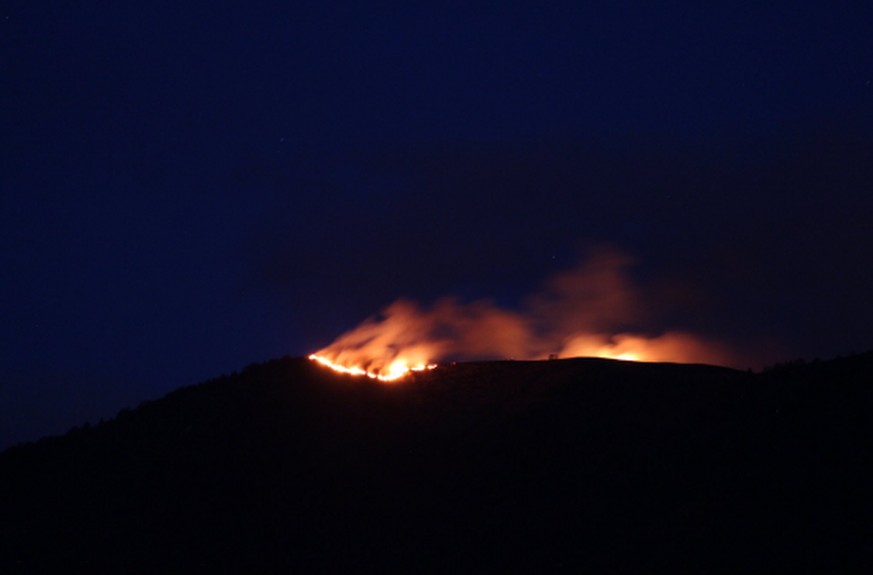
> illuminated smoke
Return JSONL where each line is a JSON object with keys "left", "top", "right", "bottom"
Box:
{"left": 311, "top": 247, "right": 735, "bottom": 379}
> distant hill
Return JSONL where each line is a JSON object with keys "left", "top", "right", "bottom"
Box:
{"left": 2, "top": 353, "right": 873, "bottom": 573}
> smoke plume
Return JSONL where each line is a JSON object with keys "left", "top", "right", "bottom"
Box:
{"left": 312, "top": 247, "right": 735, "bottom": 375}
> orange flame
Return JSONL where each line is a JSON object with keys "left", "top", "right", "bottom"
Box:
{"left": 308, "top": 248, "right": 736, "bottom": 380}
{"left": 308, "top": 353, "right": 436, "bottom": 382}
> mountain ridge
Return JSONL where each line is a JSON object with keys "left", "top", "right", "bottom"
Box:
{"left": 2, "top": 353, "right": 872, "bottom": 572}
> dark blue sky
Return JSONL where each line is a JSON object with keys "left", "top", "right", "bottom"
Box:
{"left": 2, "top": 1, "right": 872, "bottom": 448}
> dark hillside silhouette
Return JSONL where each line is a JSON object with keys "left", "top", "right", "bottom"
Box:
{"left": 2, "top": 353, "right": 873, "bottom": 573}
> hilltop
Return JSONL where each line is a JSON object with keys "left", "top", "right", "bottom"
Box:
{"left": 2, "top": 353, "right": 873, "bottom": 573}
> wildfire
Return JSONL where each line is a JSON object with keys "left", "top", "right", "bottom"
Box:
{"left": 308, "top": 353, "right": 437, "bottom": 382}
{"left": 306, "top": 248, "right": 736, "bottom": 382}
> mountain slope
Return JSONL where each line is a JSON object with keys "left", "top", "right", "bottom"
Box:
{"left": 2, "top": 354, "right": 872, "bottom": 573}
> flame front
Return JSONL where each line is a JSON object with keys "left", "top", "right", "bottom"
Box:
{"left": 308, "top": 353, "right": 437, "bottom": 381}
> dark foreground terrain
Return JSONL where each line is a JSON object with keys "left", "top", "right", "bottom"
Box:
{"left": 2, "top": 353, "right": 873, "bottom": 573}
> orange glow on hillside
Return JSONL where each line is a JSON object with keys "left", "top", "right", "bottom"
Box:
{"left": 306, "top": 249, "right": 736, "bottom": 381}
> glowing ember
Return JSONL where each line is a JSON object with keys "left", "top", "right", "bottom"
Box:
{"left": 308, "top": 353, "right": 437, "bottom": 382}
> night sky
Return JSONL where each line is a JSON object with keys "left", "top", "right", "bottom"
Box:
{"left": 2, "top": 1, "right": 872, "bottom": 449}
